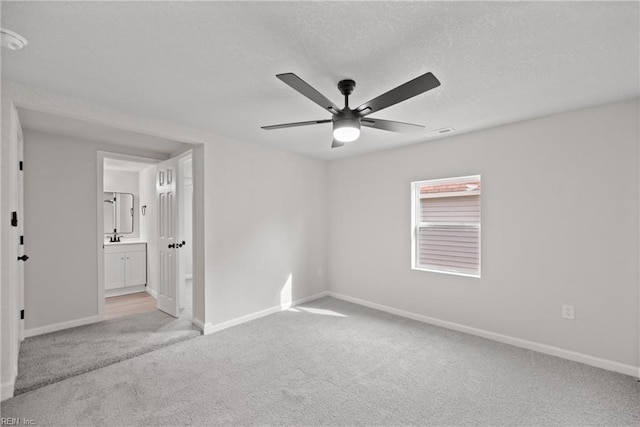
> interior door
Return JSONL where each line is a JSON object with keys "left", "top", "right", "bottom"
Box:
{"left": 16, "top": 115, "right": 25, "bottom": 341}
{"left": 156, "top": 157, "right": 180, "bottom": 317}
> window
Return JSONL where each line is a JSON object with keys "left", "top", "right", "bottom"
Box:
{"left": 411, "top": 175, "right": 481, "bottom": 277}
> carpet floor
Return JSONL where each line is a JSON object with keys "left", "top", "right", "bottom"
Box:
{"left": 2, "top": 297, "right": 639, "bottom": 426}
{"left": 13, "top": 309, "right": 200, "bottom": 396}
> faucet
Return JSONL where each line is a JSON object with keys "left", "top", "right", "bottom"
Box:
{"left": 109, "top": 229, "right": 121, "bottom": 243}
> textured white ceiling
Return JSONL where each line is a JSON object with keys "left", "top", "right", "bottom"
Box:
{"left": 2, "top": 2, "right": 638, "bottom": 160}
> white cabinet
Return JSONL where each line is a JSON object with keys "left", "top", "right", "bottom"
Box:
{"left": 124, "top": 250, "right": 147, "bottom": 286}
{"left": 104, "top": 243, "right": 146, "bottom": 291}
{"left": 105, "top": 252, "right": 126, "bottom": 290}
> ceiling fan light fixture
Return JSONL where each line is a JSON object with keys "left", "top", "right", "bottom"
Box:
{"left": 333, "top": 116, "right": 361, "bottom": 143}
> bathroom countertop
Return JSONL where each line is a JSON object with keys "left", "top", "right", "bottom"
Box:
{"left": 104, "top": 239, "right": 147, "bottom": 246}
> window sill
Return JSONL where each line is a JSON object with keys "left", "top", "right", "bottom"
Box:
{"left": 411, "top": 266, "right": 480, "bottom": 279}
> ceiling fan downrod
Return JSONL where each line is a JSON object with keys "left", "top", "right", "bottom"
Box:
{"left": 337, "top": 79, "right": 356, "bottom": 109}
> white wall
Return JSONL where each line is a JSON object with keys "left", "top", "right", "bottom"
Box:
{"left": 2, "top": 82, "right": 330, "bottom": 345}
{"left": 139, "top": 164, "right": 158, "bottom": 294}
{"left": 328, "top": 98, "right": 640, "bottom": 368}
{"left": 104, "top": 169, "right": 140, "bottom": 239}
{"left": 0, "top": 81, "right": 207, "bottom": 399}
{"left": 22, "top": 130, "right": 167, "bottom": 331}
{"left": 203, "top": 136, "right": 328, "bottom": 326}
{"left": 104, "top": 169, "right": 139, "bottom": 194}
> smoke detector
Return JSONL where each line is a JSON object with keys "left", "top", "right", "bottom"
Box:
{"left": 1, "top": 28, "right": 28, "bottom": 51}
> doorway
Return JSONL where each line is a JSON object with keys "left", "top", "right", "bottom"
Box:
{"left": 98, "top": 151, "right": 194, "bottom": 323}
{"left": 14, "top": 105, "right": 204, "bottom": 337}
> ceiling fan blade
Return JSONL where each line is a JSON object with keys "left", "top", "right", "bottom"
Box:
{"left": 355, "top": 72, "right": 440, "bottom": 117}
{"left": 331, "top": 139, "right": 344, "bottom": 149}
{"left": 261, "top": 119, "right": 332, "bottom": 130}
{"left": 277, "top": 73, "right": 341, "bottom": 114}
{"left": 361, "top": 118, "right": 425, "bottom": 133}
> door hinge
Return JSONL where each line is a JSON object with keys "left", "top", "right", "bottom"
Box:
{"left": 11, "top": 211, "right": 18, "bottom": 227}
{"left": 19, "top": 161, "right": 23, "bottom": 171}
{"left": 20, "top": 310, "right": 24, "bottom": 320}
{"left": 20, "top": 235, "right": 24, "bottom": 245}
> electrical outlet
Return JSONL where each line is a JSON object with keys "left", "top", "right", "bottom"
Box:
{"left": 562, "top": 304, "right": 575, "bottom": 320}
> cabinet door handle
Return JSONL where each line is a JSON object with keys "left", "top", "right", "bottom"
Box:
{"left": 168, "top": 243, "right": 175, "bottom": 248}
{"left": 17, "top": 255, "right": 29, "bottom": 262}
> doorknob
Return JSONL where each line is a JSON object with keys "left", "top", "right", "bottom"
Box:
{"left": 17, "top": 255, "right": 29, "bottom": 262}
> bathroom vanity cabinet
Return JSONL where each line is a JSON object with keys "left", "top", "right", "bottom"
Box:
{"left": 104, "top": 243, "right": 147, "bottom": 293}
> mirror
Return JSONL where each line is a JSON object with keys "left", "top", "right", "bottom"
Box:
{"left": 104, "top": 192, "right": 134, "bottom": 234}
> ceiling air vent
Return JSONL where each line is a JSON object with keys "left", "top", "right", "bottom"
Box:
{"left": 425, "top": 127, "right": 455, "bottom": 137}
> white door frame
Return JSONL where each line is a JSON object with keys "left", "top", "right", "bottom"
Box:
{"left": 2, "top": 102, "right": 23, "bottom": 399}
{"left": 15, "top": 112, "right": 25, "bottom": 343}
{"left": 96, "top": 151, "right": 161, "bottom": 320}
{"left": 178, "top": 151, "right": 193, "bottom": 314}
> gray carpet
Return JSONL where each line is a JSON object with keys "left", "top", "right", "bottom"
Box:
{"left": 13, "top": 309, "right": 200, "bottom": 395}
{"left": 3, "top": 297, "right": 639, "bottom": 426}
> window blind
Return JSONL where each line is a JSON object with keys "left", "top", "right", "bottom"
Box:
{"left": 417, "top": 192, "right": 480, "bottom": 276}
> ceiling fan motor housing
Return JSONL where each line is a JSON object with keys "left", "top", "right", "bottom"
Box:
{"left": 338, "top": 79, "right": 356, "bottom": 97}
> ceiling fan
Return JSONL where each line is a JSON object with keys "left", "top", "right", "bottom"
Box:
{"left": 261, "top": 71, "right": 441, "bottom": 148}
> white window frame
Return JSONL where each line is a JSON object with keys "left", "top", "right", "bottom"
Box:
{"left": 411, "top": 175, "right": 481, "bottom": 278}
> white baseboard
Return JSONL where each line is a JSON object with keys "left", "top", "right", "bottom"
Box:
{"left": 146, "top": 287, "right": 158, "bottom": 298}
{"left": 1, "top": 368, "right": 16, "bottom": 401}
{"left": 25, "top": 315, "right": 100, "bottom": 338}
{"left": 202, "top": 291, "right": 329, "bottom": 335}
{"left": 105, "top": 285, "right": 146, "bottom": 298}
{"left": 328, "top": 292, "right": 639, "bottom": 378}
{"left": 191, "top": 317, "right": 205, "bottom": 334}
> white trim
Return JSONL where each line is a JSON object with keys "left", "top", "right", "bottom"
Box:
{"left": 411, "top": 266, "right": 481, "bottom": 279}
{"left": 414, "top": 174, "right": 481, "bottom": 186}
{"left": 420, "top": 190, "right": 481, "bottom": 199}
{"left": 411, "top": 175, "right": 482, "bottom": 278}
{"left": 24, "top": 315, "right": 99, "bottom": 338}
{"left": 146, "top": 287, "right": 158, "bottom": 298}
{"left": 203, "top": 291, "right": 330, "bottom": 335}
{"left": 191, "top": 317, "right": 206, "bottom": 333}
{"left": 97, "top": 152, "right": 105, "bottom": 321}
{"left": 0, "top": 368, "right": 17, "bottom": 401}
{"left": 97, "top": 151, "right": 163, "bottom": 323}
{"left": 328, "top": 292, "right": 639, "bottom": 378}
{"left": 105, "top": 285, "right": 147, "bottom": 298}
